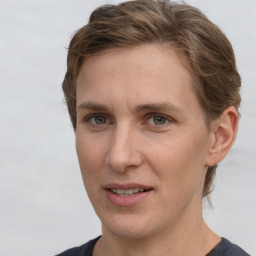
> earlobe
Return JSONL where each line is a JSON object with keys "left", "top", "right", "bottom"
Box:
{"left": 205, "top": 106, "right": 239, "bottom": 167}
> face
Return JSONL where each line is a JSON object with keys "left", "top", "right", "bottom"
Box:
{"left": 76, "top": 44, "right": 214, "bottom": 240}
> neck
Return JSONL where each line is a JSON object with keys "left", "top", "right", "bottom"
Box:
{"left": 94, "top": 214, "right": 220, "bottom": 256}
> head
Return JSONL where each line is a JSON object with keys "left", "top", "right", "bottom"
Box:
{"left": 63, "top": 0, "right": 241, "bottom": 199}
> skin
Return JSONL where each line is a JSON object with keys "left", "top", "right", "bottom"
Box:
{"left": 75, "top": 44, "right": 238, "bottom": 256}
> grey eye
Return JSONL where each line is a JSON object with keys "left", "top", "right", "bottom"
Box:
{"left": 93, "top": 116, "right": 107, "bottom": 125}
{"left": 152, "top": 116, "right": 167, "bottom": 125}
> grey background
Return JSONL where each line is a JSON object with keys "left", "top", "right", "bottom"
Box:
{"left": 0, "top": 0, "right": 255, "bottom": 255}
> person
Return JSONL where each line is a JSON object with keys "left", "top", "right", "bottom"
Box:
{"left": 57, "top": 0, "right": 249, "bottom": 255}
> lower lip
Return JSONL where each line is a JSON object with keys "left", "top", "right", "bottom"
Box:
{"left": 105, "top": 189, "right": 152, "bottom": 207}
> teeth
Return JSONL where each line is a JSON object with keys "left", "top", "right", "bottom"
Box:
{"left": 110, "top": 188, "right": 146, "bottom": 196}
{"left": 117, "top": 189, "right": 124, "bottom": 195}
{"left": 125, "top": 189, "right": 133, "bottom": 195}
{"left": 133, "top": 188, "right": 140, "bottom": 193}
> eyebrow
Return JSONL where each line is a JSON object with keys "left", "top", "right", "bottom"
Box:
{"left": 135, "top": 103, "right": 184, "bottom": 114}
{"left": 77, "top": 102, "right": 184, "bottom": 114}
{"left": 77, "top": 102, "right": 110, "bottom": 112}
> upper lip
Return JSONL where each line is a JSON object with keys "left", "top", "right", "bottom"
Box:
{"left": 104, "top": 183, "right": 153, "bottom": 190}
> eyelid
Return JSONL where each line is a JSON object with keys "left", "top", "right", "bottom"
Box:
{"left": 82, "top": 113, "right": 112, "bottom": 124}
{"left": 145, "top": 113, "right": 173, "bottom": 121}
{"left": 80, "top": 112, "right": 174, "bottom": 126}
{"left": 144, "top": 113, "right": 174, "bottom": 126}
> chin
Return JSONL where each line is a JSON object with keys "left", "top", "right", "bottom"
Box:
{"left": 101, "top": 212, "right": 161, "bottom": 240}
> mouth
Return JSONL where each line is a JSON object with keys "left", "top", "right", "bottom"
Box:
{"left": 104, "top": 183, "right": 153, "bottom": 206}
{"left": 108, "top": 188, "right": 151, "bottom": 196}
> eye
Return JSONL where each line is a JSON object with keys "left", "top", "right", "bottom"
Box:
{"left": 148, "top": 115, "right": 169, "bottom": 126}
{"left": 88, "top": 115, "right": 109, "bottom": 125}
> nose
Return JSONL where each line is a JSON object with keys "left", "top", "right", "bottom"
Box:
{"left": 105, "top": 126, "right": 143, "bottom": 173}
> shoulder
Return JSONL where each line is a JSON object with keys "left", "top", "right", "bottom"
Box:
{"left": 55, "top": 237, "right": 100, "bottom": 256}
{"left": 207, "top": 237, "right": 250, "bottom": 256}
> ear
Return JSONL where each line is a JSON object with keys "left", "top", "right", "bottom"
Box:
{"left": 205, "top": 106, "right": 239, "bottom": 167}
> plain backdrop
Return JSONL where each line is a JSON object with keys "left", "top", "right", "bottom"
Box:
{"left": 0, "top": 0, "right": 255, "bottom": 255}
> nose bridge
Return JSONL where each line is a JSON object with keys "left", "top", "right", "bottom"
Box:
{"left": 106, "top": 123, "right": 142, "bottom": 172}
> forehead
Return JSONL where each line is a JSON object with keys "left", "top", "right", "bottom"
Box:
{"left": 79, "top": 44, "right": 185, "bottom": 72}
{"left": 77, "top": 43, "right": 192, "bottom": 90}
{"left": 76, "top": 44, "right": 201, "bottom": 117}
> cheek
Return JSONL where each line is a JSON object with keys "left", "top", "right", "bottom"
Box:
{"left": 75, "top": 134, "right": 104, "bottom": 208}
{"left": 147, "top": 133, "right": 208, "bottom": 194}
{"left": 76, "top": 132, "right": 105, "bottom": 183}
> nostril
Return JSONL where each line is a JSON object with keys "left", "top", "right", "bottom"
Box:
{"left": 105, "top": 152, "right": 143, "bottom": 173}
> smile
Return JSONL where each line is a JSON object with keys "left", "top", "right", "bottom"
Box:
{"left": 104, "top": 184, "right": 153, "bottom": 206}
{"left": 109, "top": 188, "right": 147, "bottom": 196}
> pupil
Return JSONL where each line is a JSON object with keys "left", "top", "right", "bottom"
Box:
{"left": 153, "top": 116, "right": 166, "bottom": 125}
{"left": 95, "top": 116, "right": 106, "bottom": 124}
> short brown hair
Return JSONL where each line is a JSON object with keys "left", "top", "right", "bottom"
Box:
{"left": 62, "top": 0, "right": 241, "bottom": 198}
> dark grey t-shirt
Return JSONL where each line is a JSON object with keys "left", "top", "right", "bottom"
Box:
{"left": 56, "top": 237, "right": 250, "bottom": 256}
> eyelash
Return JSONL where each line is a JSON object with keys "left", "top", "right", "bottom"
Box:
{"left": 83, "top": 114, "right": 111, "bottom": 127}
{"left": 83, "top": 113, "right": 173, "bottom": 128}
{"left": 144, "top": 113, "right": 172, "bottom": 126}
